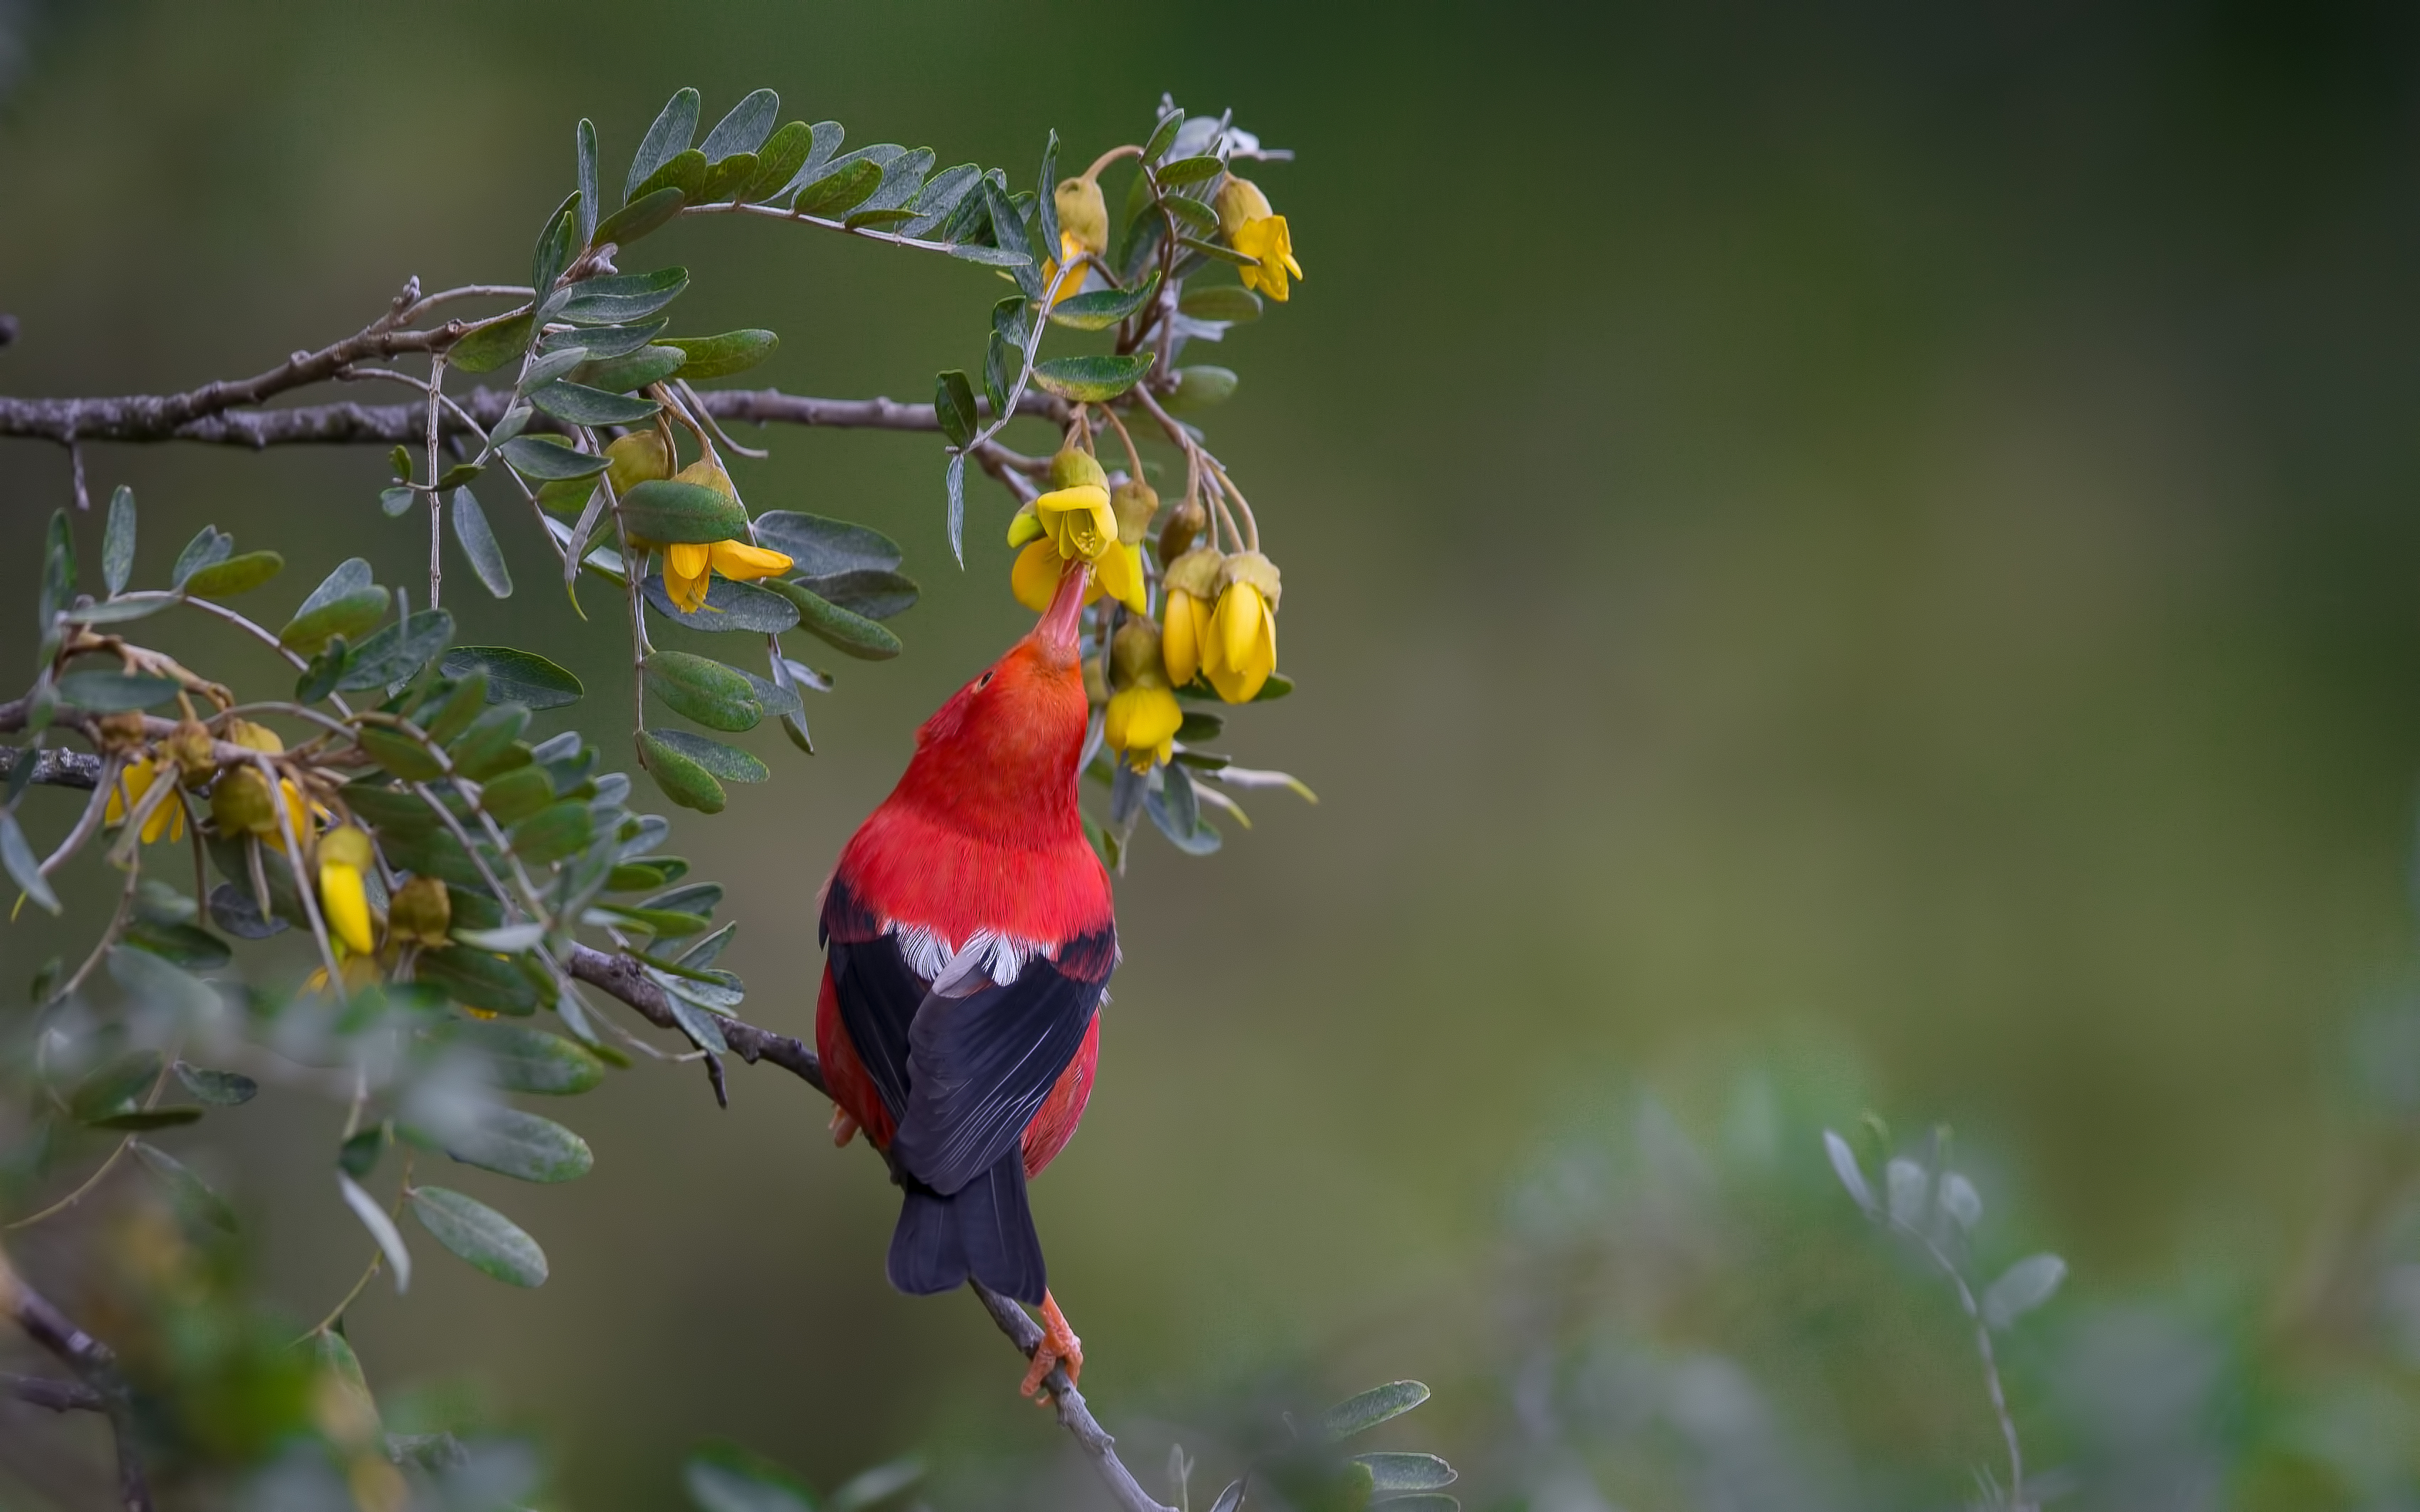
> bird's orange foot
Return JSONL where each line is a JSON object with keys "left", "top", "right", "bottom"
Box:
{"left": 829, "top": 1107, "right": 859, "bottom": 1148}
{"left": 1019, "top": 1291, "right": 1083, "bottom": 1404}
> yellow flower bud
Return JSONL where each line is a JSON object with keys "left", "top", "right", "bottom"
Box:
{"left": 674, "top": 457, "right": 736, "bottom": 497}
{"left": 1158, "top": 548, "right": 1225, "bottom": 690}
{"left": 1007, "top": 504, "right": 1045, "bottom": 548}
{"left": 1109, "top": 617, "right": 1166, "bottom": 691}
{"left": 317, "top": 827, "right": 376, "bottom": 957}
{"left": 210, "top": 767, "right": 278, "bottom": 836}
{"left": 1055, "top": 176, "right": 1109, "bottom": 257}
{"left": 223, "top": 719, "right": 285, "bottom": 755}
{"left": 1204, "top": 551, "right": 1280, "bottom": 703}
{"left": 166, "top": 719, "right": 216, "bottom": 784}
{"left": 1083, "top": 654, "right": 1109, "bottom": 708}
{"left": 1110, "top": 480, "right": 1159, "bottom": 545}
{"left": 93, "top": 710, "right": 149, "bottom": 754}
{"left": 1215, "top": 176, "right": 1275, "bottom": 238}
{"left": 1103, "top": 685, "right": 1183, "bottom": 773}
{"left": 605, "top": 429, "right": 672, "bottom": 496}
{"left": 388, "top": 875, "right": 452, "bottom": 949}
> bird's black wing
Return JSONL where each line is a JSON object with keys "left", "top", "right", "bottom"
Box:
{"left": 889, "top": 936, "right": 1110, "bottom": 1197}
{"left": 822, "top": 880, "right": 924, "bottom": 1122}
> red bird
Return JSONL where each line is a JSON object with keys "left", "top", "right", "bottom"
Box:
{"left": 816, "top": 560, "right": 1113, "bottom": 1395}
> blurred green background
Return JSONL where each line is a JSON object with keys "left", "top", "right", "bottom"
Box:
{"left": 8, "top": 0, "right": 2420, "bottom": 1506}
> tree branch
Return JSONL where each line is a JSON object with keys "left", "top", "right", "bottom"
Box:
{"left": 0, "top": 747, "right": 102, "bottom": 790}
{"left": 972, "top": 1282, "right": 1179, "bottom": 1512}
{"left": 3, "top": 1370, "right": 106, "bottom": 1412}
{"left": 0, "top": 384, "right": 1068, "bottom": 449}
{"left": 0, "top": 1244, "right": 153, "bottom": 1511}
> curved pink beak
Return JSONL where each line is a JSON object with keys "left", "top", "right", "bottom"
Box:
{"left": 1033, "top": 558, "right": 1090, "bottom": 661}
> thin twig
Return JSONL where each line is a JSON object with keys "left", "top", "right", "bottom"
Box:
{"left": 1, "top": 1371, "right": 105, "bottom": 1412}
{"left": 0, "top": 1242, "right": 154, "bottom": 1511}
{"left": 971, "top": 1282, "right": 1177, "bottom": 1512}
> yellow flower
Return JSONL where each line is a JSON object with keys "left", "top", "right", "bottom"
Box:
{"left": 1159, "top": 548, "right": 1224, "bottom": 688}
{"left": 1036, "top": 484, "right": 1115, "bottom": 560}
{"left": 650, "top": 459, "right": 795, "bottom": 614}
{"left": 1056, "top": 176, "right": 1109, "bottom": 258}
{"left": 1216, "top": 177, "right": 1303, "bottom": 303}
{"left": 302, "top": 954, "right": 383, "bottom": 997}
{"left": 317, "top": 826, "right": 376, "bottom": 957}
{"left": 1104, "top": 619, "right": 1183, "bottom": 772}
{"left": 1012, "top": 449, "right": 1147, "bottom": 612}
{"left": 1204, "top": 551, "right": 1281, "bottom": 703}
{"left": 1012, "top": 538, "right": 1073, "bottom": 612}
{"left": 663, "top": 538, "right": 793, "bottom": 613}
{"left": 105, "top": 757, "right": 186, "bottom": 846}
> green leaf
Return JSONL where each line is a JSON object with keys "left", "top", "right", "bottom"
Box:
{"left": 644, "top": 575, "right": 801, "bottom": 634}
{"left": 181, "top": 549, "right": 284, "bottom": 599}
{"left": 829, "top": 1458, "right": 925, "bottom": 1512}
{"left": 1322, "top": 1381, "right": 1431, "bottom": 1441}
{"left": 647, "top": 729, "right": 768, "bottom": 782}
{"left": 171, "top": 525, "right": 233, "bottom": 590}
{"left": 662, "top": 329, "right": 780, "bottom": 380}
{"left": 1982, "top": 1253, "right": 2067, "bottom": 1331}
{"left": 751, "top": 512, "right": 902, "bottom": 576}
{"left": 1034, "top": 129, "right": 1061, "bottom": 261}
{"left": 54, "top": 669, "right": 179, "bottom": 711}
{"left": 280, "top": 590, "right": 386, "bottom": 656}
{"left": 950, "top": 242, "right": 1031, "bottom": 269}
{"left": 935, "top": 370, "right": 977, "bottom": 449}
{"left": 63, "top": 597, "right": 173, "bottom": 625}
{"left": 602, "top": 905, "right": 716, "bottom": 937}
{"left": 87, "top": 1109, "right": 203, "bottom": 1132}
{"left": 1030, "top": 352, "right": 1156, "bottom": 403}
{"left": 746, "top": 122, "right": 814, "bottom": 201}
{"left": 1156, "top": 154, "right": 1226, "bottom": 186}
{"left": 901, "top": 163, "right": 982, "bottom": 238}
{"left": 844, "top": 206, "right": 918, "bottom": 230}
{"left": 337, "top": 1171, "right": 413, "bottom": 1294}
{"left": 69, "top": 1048, "right": 164, "bottom": 1124}
{"left": 440, "top": 648, "right": 583, "bottom": 710}
{"left": 172, "top": 1062, "right": 258, "bottom": 1105}
{"left": 102, "top": 486, "right": 136, "bottom": 597}
{"left": 474, "top": 765, "right": 556, "bottom": 826}
{"left": 1147, "top": 763, "right": 1219, "bottom": 853}
{"left": 381, "top": 486, "right": 417, "bottom": 518}
{"left": 983, "top": 327, "right": 1012, "bottom": 419}
{"left": 545, "top": 318, "right": 668, "bottom": 359}
{"left": 558, "top": 267, "right": 691, "bottom": 326}
{"left": 531, "top": 191, "right": 580, "bottom": 296}
{"left": 1142, "top": 109, "right": 1184, "bottom": 166}
{"left": 576, "top": 344, "right": 684, "bottom": 393}
{"left": 703, "top": 87, "right": 779, "bottom": 159}
{"left": 0, "top": 812, "right": 60, "bottom": 915}
{"left": 1354, "top": 1454, "right": 1457, "bottom": 1493}
{"left": 647, "top": 651, "right": 764, "bottom": 731}
{"left": 447, "top": 704, "right": 531, "bottom": 782}
{"left": 501, "top": 437, "right": 612, "bottom": 482}
{"left": 336, "top": 609, "right": 453, "bottom": 692}
{"left": 450, "top": 491, "right": 514, "bottom": 600}
{"left": 282, "top": 557, "right": 381, "bottom": 639}
{"left": 529, "top": 380, "right": 659, "bottom": 426}
{"left": 590, "top": 186, "right": 684, "bottom": 250}
{"left": 1049, "top": 270, "right": 1162, "bottom": 332}
{"left": 631, "top": 147, "right": 708, "bottom": 207}
{"left": 1179, "top": 284, "right": 1263, "bottom": 324}
{"left": 338, "top": 1126, "right": 386, "bottom": 1180}
{"left": 792, "top": 157, "right": 883, "bottom": 217}
{"left": 1181, "top": 234, "right": 1259, "bottom": 267}
{"left": 356, "top": 725, "right": 447, "bottom": 783}
{"left": 339, "top": 782, "right": 438, "bottom": 834}
{"left": 408, "top": 1186, "right": 548, "bottom": 1287}
{"left": 1165, "top": 365, "right": 1238, "bottom": 412}
{"left": 414, "top": 946, "right": 541, "bottom": 1016}
{"left": 576, "top": 119, "right": 600, "bottom": 241}
{"left": 684, "top": 1445, "right": 814, "bottom": 1512}
{"left": 625, "top": 86, "right": 701, "bottom": 203}
{"left": 619, "top": 479, "right": 748, "bottom": 544}
{"left": 132, "top": 1141, "right": 236, "bottom": 1235}
{"left": 1178, "top": 669, "right": 1294, "bottom": 703}
{"left": 125, "top": 920, "right": 233, "bottom": 970}
{"left": 944, "top": 454, "right": 965, "bottom": 570}
{"left": 450, "top": 310, "right": 536, "bottom": 374}
{"left": 763, "top": 580, "right": 901, "bottom": 659}
{"left": 796, "top": 569, "right": 917, "bottom": 621}
{"left": 515, "top": 346, "right": 590, "bottom": 392}
{"left": 640, "top": 731, "right": 726, "bottom": 814}
{"left": 445, "top": 1021, "right": 604, "bottom": 1095}
{"left": 294, "top": 636, "right": 351, "bottom": 705}
{"left": 509, "top": 801, "right": 593, "bottom": 866}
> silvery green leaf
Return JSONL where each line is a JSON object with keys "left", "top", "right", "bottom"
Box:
{"left": 1320, "top": 1381, "right": 1430, "bottom": 1441}
{"left": 1823, "top": 1129, "right": 1876, "bottom": 1213}
{"left": 945, "top": 453, "right": 965, "bottom": 564}
{"left": 829, "top": 1458, "right": 923, "bottom": 1512}
{"left": 1355, "top": 1454, "right": 1456, "bottom": 1492}
{"left": 453, "top": 923, "right": 547, "bottom": 953}
{"left": 338, "top": 1172, "right": 411, "bottom": 1294}
{"left": 1982, "top": 1253, "right": 2066, "bottom": 1331}
{"left": 626, "top": 87, "right": 701, "bottom": 203}
{"left": 102, "top": 486, "right": 135, "bottom": 597}
{"left": 450, "top": 491, "right": 513, "bottom": 599}
{"left": 171, "top": 525, "right": 233, "bottom": 590}
{"left": 107, "top": 944, "right": 218, "bottom": 1021}
{"left": 132, "top": 1140, "right": 235, "bottom": 1234}
{"left": 1885, "top": 1157, "right": 1930, "bottom": 1228}
{"left": 684, "top": 1447, "right": 813, "bottom": 1512}
{"left": 408, "top": 1185, "right": 548, "bottom": 1287}
{"left": 516, "top": 345, "right": 589, "bottom": 392}
{"left": 700, "top": 87, "right": 779, "bottom": 161}
{"left": 1939, "top": 1171, "right": 1983, "bottom": 1231}
{"left": 1, "top": 811, "right": 60, "bottom": 915}
{"left": 575, "top": 119, "right": 600, "bottom": 242}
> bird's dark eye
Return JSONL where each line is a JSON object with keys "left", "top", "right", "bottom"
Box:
{"left": 976, "top": 671, "right": 993, "bottom": 689}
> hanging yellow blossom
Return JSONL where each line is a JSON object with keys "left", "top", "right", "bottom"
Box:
{"left": 317, "top": 826, "right": 376, "bottom": 957}
{"left": 1103, "top": 619, "right": 1184, "bottom": 773}
{"left": 213, "top": 720, "right": 319, "bottom": 850}
{"left": 1216, "top": 176, "right": 1304, "bottom": 303}
{"left": 386, "top": 875, "right": 452, "bottom": 949}
{"left": 649, "top": 460, "right": 795, "bottom": 614}
{"left": 1204, "top": 551, "right": 1281, "bottom": 703}
{"left": 1159, "top": 548, "right": 1224, "bottom": 689}
{"left": 105, "top": 757, "right": 186, "bottom": 845}
{"left": 1010, "top": 449, "right": 1145, "bottom": 613}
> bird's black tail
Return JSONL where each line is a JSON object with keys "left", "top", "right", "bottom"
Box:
{"left": 886, "top": 1150, "right": 1046, "bottom": 1304}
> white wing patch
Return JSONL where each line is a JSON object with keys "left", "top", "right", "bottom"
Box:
{"left": 888, "top": 922, "right": 1052, "bottom": 998}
